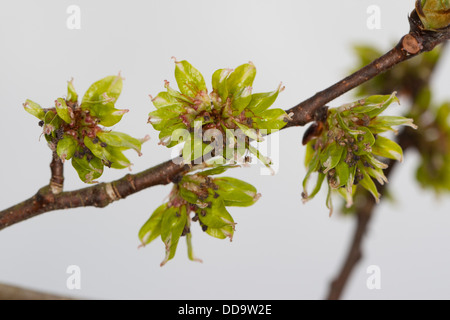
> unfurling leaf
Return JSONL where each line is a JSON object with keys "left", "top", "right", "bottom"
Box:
{"left": 160, "top": 205, "right": 187, "bottom": 267}
{"left": 23, "top": 99, "right": 45, "bottom": 120}
{"left": 139, "top": 203, "right": 167, "bottom": 247}
{"left": 174, "top": 59, "right": 207, "bottom": 98}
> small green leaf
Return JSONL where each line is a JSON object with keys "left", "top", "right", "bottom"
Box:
{"left": 232, "top": 87, "right": 253, "bottom": 115}
{"left": 369, "top": 116, "right": 417, "bottom": 132}
{"left": 366, "top": 166, "right": 388, "bottom": 185}
{"left": 151, "top": 91, "right": 185, "bottom": 109}
{"left": 334, "top": 159, "right": 350, "bottom": 188}
{"left": 304, "top": 142, "right": 316, "bottom": 167}
{"left": 82, "top": 75, "right": 123, "bottom": 107}
{"left": 303, "top": 152, "right": 320, "bottom": 197}
{"left": 94, "top": 103, "right": 129, "bottom": 127}
{"left": 233, "top": 120, "right": 262, "bottom": 142}
{"left": 174, "top": 59, "right": 207, "bottom": 98}
{"left": 214, "top": 177, "right": 260, "bottom": 207}
{"left": 212, "top": 68, "right": 232, "bottom": 102}
{"left": 248, "top": 144, "right": 273, "bottom": 170}
{"left": 320, "top": 142, "right": 344, "bottom": 173}
{"left": 139, "top": 203, "right": 167, "bottom": 246}
{"left": 160, "top": 205, "right": 187, "bottom": 266}
{"left": 359, "top": 167, "right": 380, "bottom": 203}
{"left": 336, "top": 111, "right": 365, "bottom": 135}
{"left": 372, "top": 135, "right": 404, "bottom": 162}
{"left": 72, "top": 155, "right": 104, "bottom": 183}
{"left": 67, "top": 79, "right": 78, "bottom": 103}
{"left": 198, "top": 198, "right": 235, "bottom": 229}
{"left": 106, "top": 146, "right": 132, "bottom": 169}
{"left": 306, "top": 172, "right": 326, "bottom": 200}
{"left": 226, "top": 62, "right": 256, "bottom": 98}
{"left": 354, "top": 127, "right": 376, "bottom": 155}
{"left": 253, "top": 108, "right": 289, "bottom": 132}
{"left": 97, "top": 131, "right": 143, "bottom": 156}
{"left": 205, "top": 224, "right": 234, "bottom": 240}
{"left": 148, "top": 104, "right": 185, "bottom": 121}
{"left": 23, "top": 99, "right": 45, "bottom": 120}
{"left": 84, "top": 137, "right": 131, "bottom": 169}
{"left": 43, "top": 111, "right": 62, "bottom": 135}
{"left": 81, "top": 75, "right": 127, "bottom": 127}
{"left": 185, "top": 219, "right": 202, "bottom": 263}
{"left": 164, "top": 81, "right": 194, "bottom": 104}
{"left": 179, "top": 186, "right": 200, "bottom": 204}
{"left": 55, "top": 98, "right": 73, "bottom": 124}
{"left": 362, "top": 92, "right": 400, "bottom": 118}
{"left": 158, "top": 122, "right": 188, "bottom": 147}
{"left": 56, "top": 135, "right": 77, "bottom": 162}
{"left": 246, "top": 83, "right": 283, "bottom": 114}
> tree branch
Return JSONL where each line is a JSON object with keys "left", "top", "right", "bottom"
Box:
{"left": 0, "top": 159, "right": 188, "bottom": 231}
{"left": 285, "top": 11, "right": 450, "bottom": 128}
{"left": 1, "top": 9, "right": 449, "bottom": 232}
{"left": 0, "top": 282, "right": 76, "bottom": 300}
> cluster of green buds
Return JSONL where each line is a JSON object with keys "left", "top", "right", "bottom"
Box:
{"left": 138, "top": 165, "right": 260, "bottom": 266}
{"left": 302, "top": 93, "right": 417, "bottom": 214}
{"left": 148, "top": 58, "right": 289, "bottom": 168}
{"left": 24, "top": 75, "right": 148, "bottom": 183}
{"left": 416, "top": 0, "right": 450, "bottom": 30}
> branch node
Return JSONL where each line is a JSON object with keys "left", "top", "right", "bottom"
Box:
{"left": 105, "top": 183, "right": 121, "bottom": 202}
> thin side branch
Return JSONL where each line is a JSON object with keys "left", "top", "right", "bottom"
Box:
{"left": 286, "top": 14, "right": 450, "bottom": 127}
{"left": 49, "top": 151, "right": 64, "bottom": 194}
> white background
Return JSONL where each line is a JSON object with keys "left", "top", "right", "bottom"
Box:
{"left": 0, "top": 0, "right": 449, "bottom": 300}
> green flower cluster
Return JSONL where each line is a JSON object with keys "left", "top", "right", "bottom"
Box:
{"left": 138, "top": 165, "right": 260, "bottom": 266}
{"left": 148, "top": 59, "right": 289, "bottom": 167}
{"left": 24, "top": 75, "right": 148, "bottom": 183}
{"left": 302, "top": 93, "right": 417, "bottom": 214}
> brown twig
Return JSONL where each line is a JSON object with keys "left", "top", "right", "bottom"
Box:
{"left": 0, "top": 159, "right": 188, "bottom": 231}
{"left": 49, "top": 151, "right": 64, "bottom": 194}
{"left": 1, "top": 9, "right": 449, "bottom": 232}
{"left": 285, "top": 11, "right": 450, "bottom": 128}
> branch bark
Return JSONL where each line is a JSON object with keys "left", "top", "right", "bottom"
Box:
{"left": 1, "top": 9, "right": 449, "bottom": 232}
{"left": 0, "top": 159, "right": 188, "bottom": 231}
